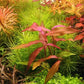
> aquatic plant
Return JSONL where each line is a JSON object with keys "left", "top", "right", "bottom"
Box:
{"left": 50, "top": 0, "right": 84, "bottom": 17}
{"left": 12, "top": 22, "right": 78, "bottom": 83}
{"left": 0, "top": 6, "right": 17, "bottom": 35}
{"left": 0, "top": 51, "right": 25, "bottom": 84}
{"left": 64, "top": 15, "right": 84, "bottom": 43}
{"left": 29, "top": 71, "right": 83, "bottom": 84}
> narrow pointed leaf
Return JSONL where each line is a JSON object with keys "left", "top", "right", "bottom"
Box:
{"left": 47, "top": 43, "right": 61, "bottom": 49}
{"left": 52, "top": 25, "right": 65, "bottom": 30}
{"left": 46, "top": 28, "right": 78, "bottom": 36}
{"left": 27, "top": 47, "right": 44, "bottom": 71}
{"left": 45, "top": 60, "right": 61, "bottom": 84}
{"left": 80, "top": 55, "right": 84, "bottom": 58}
{"left": 74, "top": 34, "right": 84, "bottom": 41}
{"left": 11, "top": 40, "right": 43, "bottom": 49}
{"left": 32, "top": 55, "right": 58, "bottom": 70}
{"left": 22, "top": 22, "right": 38, "bottom": 32}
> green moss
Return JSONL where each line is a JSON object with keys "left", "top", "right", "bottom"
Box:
{"left": 25, "top": 70, "right": 83, "bottom": 84}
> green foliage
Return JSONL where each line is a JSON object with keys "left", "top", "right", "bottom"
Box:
{"left": 16, "top": 1, "right": 67, "bottom": 29}
{"left": 7, "top": 1, "right": 67, "bottom": 72}
{"left": 56, "top": 40, "right": 82, "bottom": 75}
{"left": 25, "top": 70, "right": 84, "bottom": 84}
{"left": 7, "top": 31, "right": 42, "bottom": 71}
{"left": 1, "top": 0, "right": 83, "bottom": 83}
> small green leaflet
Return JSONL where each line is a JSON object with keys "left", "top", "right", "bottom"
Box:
{"left": 59, "top": 51, "right": 76, "bottom": 57}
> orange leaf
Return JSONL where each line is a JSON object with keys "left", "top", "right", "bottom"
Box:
{"left": 45, "top": 60, "right": 61, "bottom": 84}
{"left": 32, "top": 55, "right": 58, "bottom": 70}
{"left": 46, "top": 28, "right": 78, "bottom": 36}
{"left": 74, "top": 33, "right": 84, "bottom": 41}
{"left": 75, "top": 23, "right": 84, "bottom": 28}
{"left": 80, "top": 55, "right": 84, "bottom": 58}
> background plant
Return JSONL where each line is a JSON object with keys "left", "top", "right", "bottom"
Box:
{"left": 50, "top": 0, "right": 84, "bottom": 17}
{"left": 0, "top": 6, "right": 17, "bottom": 35}
{"left": 0, "top": 0, "right": 83, "bottom": 84}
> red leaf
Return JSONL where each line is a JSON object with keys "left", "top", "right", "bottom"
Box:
{"left": 76, "top": 4, "right": 82, "bottom": 7}
{"left": 82, "top": 28, "right": 84, "bottom": 32}
{"left": 32, "top": 55, "right": 58, "bottom": 70}
{"left": 22, "top": 22, "right": 39, "bottom": 32}
{"left": 46, "top": 28, "right": 78, "bottom": 36}
{"left": 45, "top": 60, "right": 61, "bottom": 84}
{"left": 80, "top": 18, "right": 84, "bottom": 23}
{"left": 11, "top": 40, "right": 43, "bottom": 49}
{"left": 83, "top": 39, "right": 84, "bottom": 43}
{"left": 74, "top": 33, "right": 84, "bottom": 41}
{"left": 22, "top": 22, "right": 50, "bottom": 33}
{"left": 52, "top": 25, "right": 65, "bottom": 30}
{"left": 80, "top": 55, "right": 84, "bottom": 58}
{"left": 39, "top": 32, "right": 48, "bottom": 44}
{"left": 47, "top": 43, "right": 61, "bottom": 49}
{"left": 27, "top": 47, "right": 44, "bottom": 71}
{"left": 75, "top": 23, "right": 84, "bottom": 28}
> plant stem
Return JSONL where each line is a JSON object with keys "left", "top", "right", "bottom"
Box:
{"left": 52, "top": 36, "right": 56, "bottom": 54}
{"left": 44, "top": 46, "right": 47, "bottom": 57}
{"left": 47, "top": 45, "right": 52, "bottom": 55}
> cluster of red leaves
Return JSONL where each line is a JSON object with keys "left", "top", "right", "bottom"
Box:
{"left": 12, "top": 22, "right": 78, "bottom": 83}
{"left": 65, "top": 15, "right": 84, "bottom": 43}
{"left": 65, "top": 15, "right": 84, "bottom": 58}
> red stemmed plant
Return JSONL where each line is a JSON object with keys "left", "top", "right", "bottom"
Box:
{"left": 12, "top": 22, "right": 78, "bottom": 84}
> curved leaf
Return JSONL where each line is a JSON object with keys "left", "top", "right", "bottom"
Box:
{"left": 22, "top": 22, "right": 38, "bottom": 32}
{"left": 27, "top": 47, "right": 44, "bottom": 71}
{"left": 46, "top": 28, "right": 78, "bottom": 36}
{"left": 32, "top": 55, "right": 58, "bottom": 70}
{"left": 74, "top": 33, "right": 84, "bottom": 41}
{"left": 45, "top": 60, "right": 61, "bottom": 84}
{"left": 47, "top": 43, "right": 61, "bottom": 49}
{"left": 52, "top": 25, "right": 65, "bottom": 30}
{"left": 11, "top": 40, "right": 43, "bottom": 49}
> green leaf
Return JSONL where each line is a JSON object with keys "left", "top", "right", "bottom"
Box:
{"left": 17, "top": 62, "right": 28, "bottom": 65}
{"left": 59, "top": 51, "right": 76, "bottom": 57}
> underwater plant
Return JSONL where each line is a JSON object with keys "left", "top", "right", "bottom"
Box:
{"left": 50, "top": 0, "right": 84, "bottom": 17}
{"left": 12, "top": 22, "right": 78, "bottom": 84}
{"left": 0, "top": 6, "right": 17, "bottom": 35}
{"left": 65, "top": 15, "right": 84, "bottom": 43}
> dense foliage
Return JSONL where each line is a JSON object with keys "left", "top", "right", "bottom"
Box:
{"left": 0, "top": 0, "right": 84, "bottom": 84}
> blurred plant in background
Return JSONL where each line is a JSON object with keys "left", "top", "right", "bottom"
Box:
{"left": 0, "top": 6, "right": 17, "bottom": 36}
{"left": 51, "top": 0, "right": 84, "bottom": 17}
